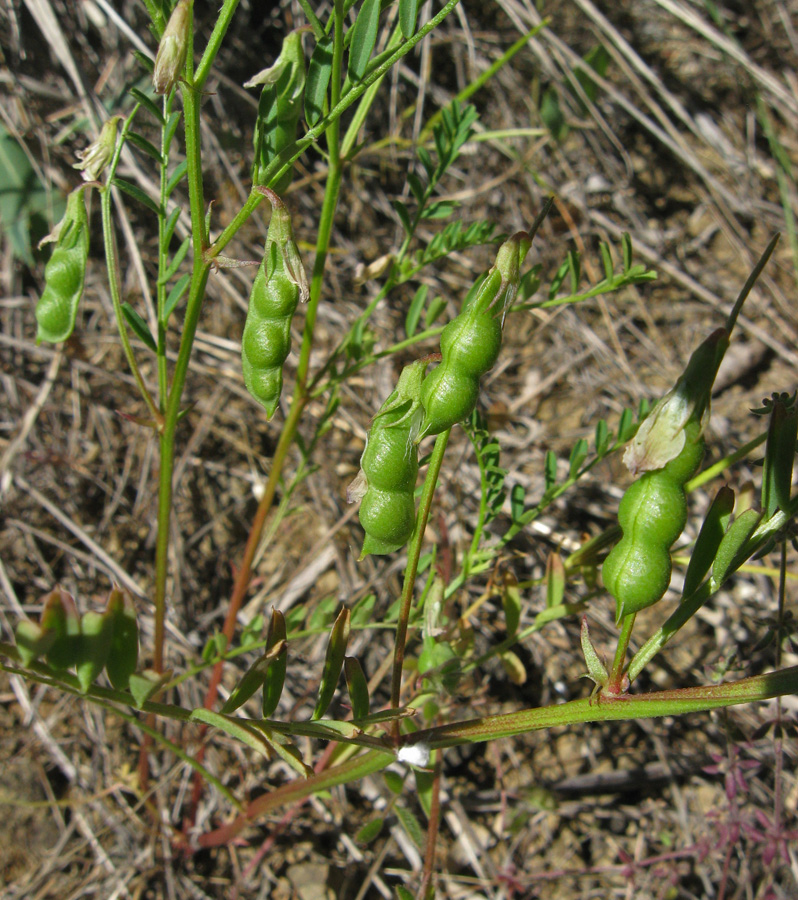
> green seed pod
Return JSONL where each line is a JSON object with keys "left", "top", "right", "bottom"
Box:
{"left": 603, "top": 424, "right": 704, "bottom": 621}
{"left": 104, "top": 588, "right": 139, "bottom": 691}
{"left": 603, "top": 329, "right": 731, "bottom": 621}
{"left": 242, "top": 189, "right": 309, "bottom": 418}
{"left": 350, "top": 361, "right": 425, "bottom": 557}
{"left": 247, "top": 31, "right": 306, "bottom": 193}
{"left": 35, "top": 187, "right": 90, "bottom": 344}
{"left": 417, "top": 232, "right": 531, "bottom": 440}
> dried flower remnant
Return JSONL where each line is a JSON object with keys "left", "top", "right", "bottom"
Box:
{"left": 153, "top": 0, "right": 191, "bottom": 94}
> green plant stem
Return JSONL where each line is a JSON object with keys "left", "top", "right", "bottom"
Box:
{"left": 419, "top": 754, "right": 443, "bottom": 900}
{"left": 391, "top": 429, "right": 451, "bottom": 721}
{"left": 185, "top": 0, "right": 348, "bottom": 817}
{"left": 156, "top": 92, "right": 175, "bottom": 405}
{"left": 151, "top": 38, "right": 209, "bottom": 675}
{"left": 5, "top": 648, "right": 798, "bottom": 844}
{"left": 101, "top": 113, "right": 160, "bottom": 424}
{"left": 194, "top": 663, "right": 798, "bottom": 847}
{"left": 194, "top": 0, "right": 241, "bottom": 91}
{"left": 608, "top": 613, "right": 635, "bottom": 693}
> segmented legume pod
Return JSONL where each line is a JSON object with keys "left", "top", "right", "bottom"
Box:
{"left": 602, "top": 421, "right": 704, "bottom": 621}
{"left": 351, "top": 361, "right": 425, "bottom": 557}
{"left": 417, "top": 233, "right": 531, "bottom": 440}
{"left": 242, "top": 189, "right": 309, "bottom": 418}
{"left": 35, "top": 187, "right": 90, "bottom": 344}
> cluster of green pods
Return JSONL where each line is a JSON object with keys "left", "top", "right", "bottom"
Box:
{"left": 353, "top": 233, "right": 531, "bottom": 556}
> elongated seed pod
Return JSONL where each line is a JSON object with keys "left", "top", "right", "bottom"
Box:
{"left": 351, "top": 362, "right": 425, "bottom": 557}
{"left": 248, "top": 31, "right": 305, "bottom": 193}
{"left": 417, "top": 234, "right": 530, "bottom": 440}
{"left": 35, "top": 188, "right": 90, "bottom": 344}
{"left": 603, "top": 329, "right": 730, "bottom": 621}
{"left": 242, "top": 190, "right": 309, "bottom": 417}
{"left": 602, "top": 424, "right": 704, "bottom": 621}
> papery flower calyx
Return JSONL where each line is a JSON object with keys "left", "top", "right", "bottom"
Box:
{"left": 153, "top": 0, "right": 191, "bottom": 94}
{"left": 623, "top": 328, "right": 729, "bottom": 475}
{"left": 73, "top": 116, "right": 124, "bottom": 182}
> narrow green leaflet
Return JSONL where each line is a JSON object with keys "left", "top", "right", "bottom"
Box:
{"left": 711, "top": 509, "right": 763, "bottom": 588}
{"left": 399, "top": 0, "right": 420, "bottom": 38}
{"left": 344, "top": 656, "right": 370, "bottom": 720}
{"left": 112, "top": 177, "right": 160, "bottom": 216}
{"left": 191, "top": 708, "right": 280, "bottom": 763}
{"left": 121, "top": 303, "right": 157, "bottom": 352}
{"left": 220, "top": 640, "right": 286, "bottom": 714}
{"left": 159, "top": 235, "right": 191, "bottom": 283}
{"left": 162, "top": 273, "right": 190, "bottom": 323}
{"left": 129, "top": 86, "right": 164, "bottom": 124}
{"left": 262, "top": 609, "right": 288, "bottom": 718}
{"left": 312, "top": 607, "right": 350, "bottom": 720}
{"left": 347, "top": 0, "right": 381, "bottom": 82}
{"left": 682, "top": 486, "right": 735, "bottom": 598}
{"left": 125, "top": 131, "right": 163, "bottom": 164}
{"left": 165, "top": 160, "right": 188, "bottom": 199}
{"left": 405, "top": 284, "right": 428, "bottom": 339}
{"left": 305, "top": 33, "right": 333, "bottom": 126}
